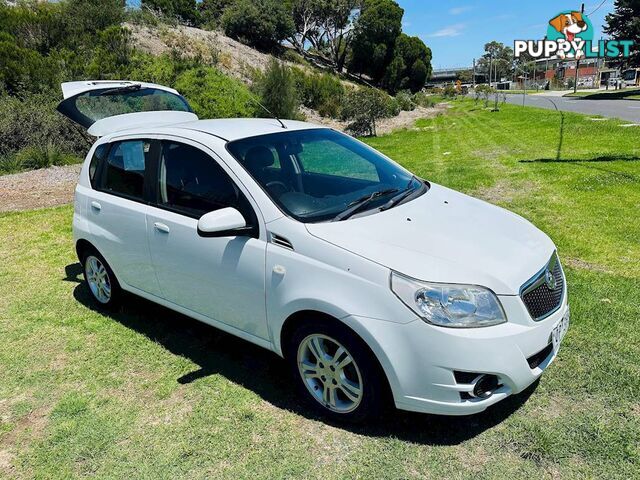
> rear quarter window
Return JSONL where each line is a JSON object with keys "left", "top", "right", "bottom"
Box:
{"left": 89, "top": 143, "right": 110, "bottom": 187}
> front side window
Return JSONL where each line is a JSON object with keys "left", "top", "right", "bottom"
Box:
{"left": 101, "top": 140, "right": 152, "bottom": 200}
{"left": 227, "top": 129, "right": 426, "bottom": 222}
{"left": 158, "top": 141, "right": 244, "bottom": 219}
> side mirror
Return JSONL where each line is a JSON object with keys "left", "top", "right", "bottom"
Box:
{"left": 197, "top": 208, "right": 252, "bottom": 238}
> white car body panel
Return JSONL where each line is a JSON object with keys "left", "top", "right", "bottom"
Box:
{"left": 88, "top": 111, "right": 198, "bottom": 137}
{"left": 306, "top": 184, "right": 556, "bottom": 295}
{"left": 69, "top": 82, "right": 569, "bottom": 416}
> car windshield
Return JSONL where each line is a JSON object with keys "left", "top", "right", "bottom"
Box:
{"left": 227, "top": 128, "right": 426, "bottom": 223}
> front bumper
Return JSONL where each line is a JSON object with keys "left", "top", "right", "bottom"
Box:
{"left": 342, "top": 294, "right": 569, "bottom": 416}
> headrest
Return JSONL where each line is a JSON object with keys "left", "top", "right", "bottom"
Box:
{"left": 244, "top": 146, "right": 275, "bottom": 171}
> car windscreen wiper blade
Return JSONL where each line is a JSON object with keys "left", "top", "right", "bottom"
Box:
{"left": 379, "top": 177, "right": 422, "bottom": 211}
{"left": 100, "top": 84, "right": 143, "bottom": 96}
{"left": 332, "top": 188, "right": 399, "bottom": 222}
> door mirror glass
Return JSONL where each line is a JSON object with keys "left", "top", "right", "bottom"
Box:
{"left": 197, "top": 208, "right": 247, "bottom": 237}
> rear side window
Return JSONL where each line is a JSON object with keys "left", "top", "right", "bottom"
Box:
{"left": 88, "top": 143, "right": 109, "bottom": 187}
{"left": 101, "top": 140, "right": 152, "bottom": 200}
{"left": 158, "top": 142, "right": 241, "bottom": 218}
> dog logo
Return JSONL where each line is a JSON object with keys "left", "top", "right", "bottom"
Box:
{"left": 515, "top": 10, "right": 634, "bottom": 60}
{"left": 548, "top": 11, "right": 589, "bottom": 59}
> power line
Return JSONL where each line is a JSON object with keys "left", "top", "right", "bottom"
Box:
{"left": 587, "top": 0, "right": 609, "bottom": 16}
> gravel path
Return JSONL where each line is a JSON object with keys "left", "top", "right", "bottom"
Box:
{"left": 0, "top": 164, "right": 81, "bottom": 213}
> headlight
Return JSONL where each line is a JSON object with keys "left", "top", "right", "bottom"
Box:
{"left": 390, "top": 272, "right": 506, "bottom": 328}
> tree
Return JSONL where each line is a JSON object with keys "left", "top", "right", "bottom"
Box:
{"left": 287, "top": 0, "right": 324, "bottom": 55}
{"left": 254, "top": 59, "right": 300, "bottom": 119}
{"left": 383, "top": 33, "right": 431, "bottom": 93}
{"left": 222, "top": 0, "right": 294, "bottom": 51}
{"left": 141, "top": 0, "right": 198, "bottom": 24}
{"left": 604, "top": 0, "right": 640, "bottom": 67}
{"left": 348, "top": 0, "right": 403, "bottom": 82}
{"left": 477, "top": 41, "right": 514, "bottom": 83}
{"left": 198, "top": 0, "right": 234, "bottom": 28}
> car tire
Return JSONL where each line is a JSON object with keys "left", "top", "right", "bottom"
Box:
{"left": 80, "top": 248, "right": 121, "bottom": 309}
{"left": 286, "top": 318, "right": 389, "bottom": 424}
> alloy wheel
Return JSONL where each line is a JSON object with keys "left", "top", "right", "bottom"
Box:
{"left": 297, "top": 334, "right": 364, "bottom": 413}
{"left": 85, "top": 255, "right": 112, "bottom": 304}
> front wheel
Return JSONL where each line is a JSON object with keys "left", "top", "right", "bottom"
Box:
{"left": 287, "top": 320, "right": 388, "bottom": 423}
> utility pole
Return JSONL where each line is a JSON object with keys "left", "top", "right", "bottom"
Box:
{"left": 573, "top": 3, "right": 585, "bottom": 94}
{"left": 488, "top": 53, "right": 493, "bottom": 88}
{"left": 472, "top": 58, "right": 476, "bottom": 88}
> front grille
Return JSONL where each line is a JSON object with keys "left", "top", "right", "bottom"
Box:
{"left": 520, "top": 253, "right": 564, "bottom": 321}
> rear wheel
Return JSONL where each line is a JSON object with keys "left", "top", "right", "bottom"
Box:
{"left": 287, "top": 319, "right": 388, "bottom": 423}
{"left": 81, "top": 249, "right": 121, "bottom": 309}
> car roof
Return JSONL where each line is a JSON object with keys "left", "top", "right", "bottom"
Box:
{"left": 119, "top": 117, "right": 329, "bottom": 142}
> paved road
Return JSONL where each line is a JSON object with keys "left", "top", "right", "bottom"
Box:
{"left": 501, "top": 93, "right": 640, "bottom": 123}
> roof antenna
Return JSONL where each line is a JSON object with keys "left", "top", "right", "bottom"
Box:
{"left": 254, "top": 99, "right": 287, "bottom": 129}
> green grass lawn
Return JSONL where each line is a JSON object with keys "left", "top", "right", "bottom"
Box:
{"left": 1, "top": 101, "right": 639, "bottom": 479}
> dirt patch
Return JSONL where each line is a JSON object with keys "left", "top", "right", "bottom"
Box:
{"left": 128, "top": 23, "right": 353, "bottom": 88}
{"left": 0, "top": 164, "right": 81, "bottom": 214}
{"left": 473, "top": 180, "right": 523, "bottom": 204}
{"left": 0, "top": 449, "right": 15, "bottom": 477}
{"left": 0, "top": 404, "right": 51, "bottom": 477}
{"left": 562, "top": 257, "right": 613, "bottom": 274}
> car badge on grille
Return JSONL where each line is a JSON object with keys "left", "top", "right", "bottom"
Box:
{"left": 545, "top": 268, "right": 557, "bottom": 290}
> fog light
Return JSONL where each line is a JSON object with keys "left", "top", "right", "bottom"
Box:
{"left": 471, "top": 374, "right": 499, "bottom": 399}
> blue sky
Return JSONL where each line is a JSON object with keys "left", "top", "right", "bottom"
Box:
{"left": 398, "top": 0, "right": 615, "bottom": 69}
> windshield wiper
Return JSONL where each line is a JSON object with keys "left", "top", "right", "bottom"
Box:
{"left": 379, "top": 176, "right": 422, "bottom": 211}
{"left": 100, "top": 84, "right": 142, "bottom": 96}
{"left": 332, "top": 188, "right": 399, "bottom": 222}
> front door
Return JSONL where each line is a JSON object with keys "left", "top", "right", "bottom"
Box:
{"left": 146, "top": 140, "right": 269, "bottom": 340}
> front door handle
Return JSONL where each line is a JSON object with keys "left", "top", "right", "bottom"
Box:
{"left": 154, "top": 222, "right": 170, "bottom": 234}
{"left": 90, "top": 201, "right": 101, "bottom": 211}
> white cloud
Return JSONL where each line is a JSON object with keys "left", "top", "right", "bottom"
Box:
{"left": 449, "top": 6, "right": 472, "bottom": 15}
{"left": 428, "top": 24, "right": 466, "bottom": 38}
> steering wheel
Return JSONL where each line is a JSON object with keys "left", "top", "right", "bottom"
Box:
{"left": 266, "top": 181, "right": 291, "bottom": 196}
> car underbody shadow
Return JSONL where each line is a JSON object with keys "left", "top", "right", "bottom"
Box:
{"left": 68, "top": 262, "right": 538, "bottom": 446}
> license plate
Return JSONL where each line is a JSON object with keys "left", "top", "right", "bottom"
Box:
{"left": 551, "top": 308, "right": 570, "bottom": 351}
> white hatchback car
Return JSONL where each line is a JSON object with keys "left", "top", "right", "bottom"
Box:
{"left": 60, "top": 80, "right": 569, "bottom": 422}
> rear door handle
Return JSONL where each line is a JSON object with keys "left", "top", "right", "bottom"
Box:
{"left": 154, "top": 222, "right": 170, "bottom": 234}
{"left": 90, "top": 201, "right": 101, "bottom": 211}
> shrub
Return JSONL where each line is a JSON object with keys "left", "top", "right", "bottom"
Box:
{"left": 174, "top": 67, "right": 258, "bottom": 118}
{"left": 443, "top": 85, "right": 457, "bottom": 98}
{"left": 395, "top": 90, "right": 415, "bottom": 111}
{"left": 0, "top": 153, "right": 24, "bottom": 174}
{"left": 253, "top": 59, "right": 300, "bottom": 120}
{"left": 222, "top": 0, "right": 294, "bottom": 51}
{"left": 341, "top": 87, "right": 391, "bottom": 137}
{"left": 302, "top": 72, "right": 344, "bottom": 116}
{"left": 141, "top": 0, "right": 198, "bottom": 25}
{"left": 0, "top": 33, "right": 57, "bottom": 95}
{"left": 412, "top": 91, "right": 436, "bottom": 108}
{"left": 0, "top": 92, "right": 89, "bottom": 159}
{"left": 15, "top": 144, "right": 78, "bottom": 170}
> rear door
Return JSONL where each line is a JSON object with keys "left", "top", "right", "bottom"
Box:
{"left": 57, "top": 81, "right": 198, "bottom": 136}
{"left": 87, "top": 138, "right": 163, "bottom": 296}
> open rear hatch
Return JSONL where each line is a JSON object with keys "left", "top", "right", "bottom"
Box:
{"left": 57, "top": 81, "right": 198, "bottom": 136}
